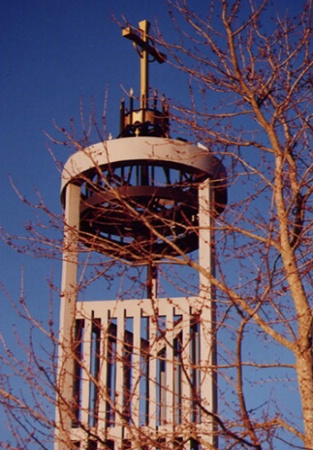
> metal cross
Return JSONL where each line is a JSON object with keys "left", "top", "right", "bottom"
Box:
{"left": 122, "top": 20, "right": 166, "bottom": 109}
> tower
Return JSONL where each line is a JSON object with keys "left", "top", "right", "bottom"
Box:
{"left": 56, "top": 20, "right": 227, "bottom": 450}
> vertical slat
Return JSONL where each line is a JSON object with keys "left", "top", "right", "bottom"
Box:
{"left": 139, "top": 302, "right": 152, "bottom": 430}
{"left": 166, "top": 305, "right": 174, "bottom": 431}
{"left": 172, "top": 307, "right": 184, "bottom": 428}
{"left": 148, "top": 301, "right": 157, "bottom": 431}
{"left": 81, "top": 318, "right": 91, "bottom": 425}
{"left": 106, "top": 312, "right": 117, "bottom": 435}
{"left": 131, "top": 306, "right": 141, "bottom": 429}
{"left": 97, "top": 306, "right": 108, "bottom": 431}
{"left": 88, "top": 316, "right": 101, "bottom": 429}
{"left": 180, "top": 308, "right": 191, "bottom": 429}
{"left": 115, "top": 305, "right": 125, "bottom": 443}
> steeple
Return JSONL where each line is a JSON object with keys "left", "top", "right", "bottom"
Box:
{"left": 55, "top": 18, "right": 227, "bottom": 450}
{"left": 119, "top": 20, "right": 169, "bottom": 138}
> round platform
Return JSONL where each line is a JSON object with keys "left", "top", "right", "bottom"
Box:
{"left": 61, "top": 137, "right": 227, "bottom": 262}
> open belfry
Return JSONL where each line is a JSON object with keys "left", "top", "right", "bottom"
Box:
{"left": 56, "top": 20, "right": 227, "bottom": 450}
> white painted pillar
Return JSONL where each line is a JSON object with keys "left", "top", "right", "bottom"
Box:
{"left": 198, "top": 179, "right": 217, "bottom": 446}
{"left": 55, "top": 182, "right": 81, "bottom": 450}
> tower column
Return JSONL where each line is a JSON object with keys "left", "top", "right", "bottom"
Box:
{"left": 198, "top": 179, "right": 218, "bottom": 447}
{"left": 55, "top": 182, "right": 81, "bottom": 450}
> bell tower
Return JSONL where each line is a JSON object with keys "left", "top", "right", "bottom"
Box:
{"left": 55, "top": 20, "right": 227, "bottom": 450}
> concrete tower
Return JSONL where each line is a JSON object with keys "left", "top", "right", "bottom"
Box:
{"left": 56, "top": 20, "right": 227, "bottom": 450}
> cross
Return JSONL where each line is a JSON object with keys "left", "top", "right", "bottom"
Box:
{"left": 122, "top": 20, "right": 166, "bottom": 110}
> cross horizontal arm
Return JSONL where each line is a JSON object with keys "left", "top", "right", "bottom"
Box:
{"left": 122, "top": 27, "right": 166, "bottom": 64}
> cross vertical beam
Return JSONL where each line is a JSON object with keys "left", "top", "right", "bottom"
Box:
{"left": 139, "top": 20, "right": 149, "bottom": 110}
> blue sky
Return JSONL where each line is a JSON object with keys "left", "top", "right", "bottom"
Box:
{"left": 1, "top": 0, "right": 177, "bottom": 316}
{"left": 0, "top": 0, "right": 308, "bottom": 447}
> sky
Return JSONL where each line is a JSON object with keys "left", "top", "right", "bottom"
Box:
{"left": 1, "top": 0, "right": 180, "bottom": 325}
{"left": 0, "top": 0, "right": 308, "bottom": 447}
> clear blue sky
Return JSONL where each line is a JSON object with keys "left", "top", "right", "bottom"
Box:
{"left": 1, "top": 0, "right": 181, "bottom": 322}
{"left": 0, "top": 0, "right": 307, "bottom": 446}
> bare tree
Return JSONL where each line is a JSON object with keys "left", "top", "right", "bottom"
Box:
{"left": 0, "top": 0, "right": 312, "bottom": 449}
{"left": 152, "top": 0, "right": 313, "bottom": 448}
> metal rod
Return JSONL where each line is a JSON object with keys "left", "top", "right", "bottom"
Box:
{"left": 147, "top": 262, "right": 158, "bottom": 299}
